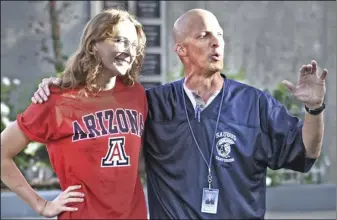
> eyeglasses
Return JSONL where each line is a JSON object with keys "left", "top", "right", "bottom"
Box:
{"left": 105, "top": 37, "right": 144, "bottom": 56}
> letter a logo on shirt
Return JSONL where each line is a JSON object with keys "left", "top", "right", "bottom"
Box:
{"left": 101, "top": 137, "right": 130, "bottom": 167}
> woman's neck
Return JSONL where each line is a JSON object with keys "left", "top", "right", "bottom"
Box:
{"left": 95, "top": 69, "right": 118, "bottom": 90}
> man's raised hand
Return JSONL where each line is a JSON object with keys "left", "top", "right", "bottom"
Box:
{"left": 282, "top": 60, "right": 328, "bottom": 109}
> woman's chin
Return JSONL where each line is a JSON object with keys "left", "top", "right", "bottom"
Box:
{"left": 112, "top": 66, "right": 130, "bottom": 76}
{"left": 118, "top": 71, "right": 128, "bottom": 76}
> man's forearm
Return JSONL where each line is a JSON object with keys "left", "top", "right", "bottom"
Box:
{"left": 302, "top": 110, "right": 324, "bottom": 158}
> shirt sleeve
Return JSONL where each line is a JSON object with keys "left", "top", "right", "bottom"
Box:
{"left": 259, "top": 92, "right": 316, "bottom": 173}
{"left": 17, "top": 98, "right": 58, "bottom": 144}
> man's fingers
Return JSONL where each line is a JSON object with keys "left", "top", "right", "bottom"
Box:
{"left": 299, "top": 65, "right": 306, "bottom": 77}
{"left": 33, "top": 92, "right": 44, "bottom": 104}
{"left": 43, "top": 77, "right": 60, "bottom": 85}
{"left": 311, "top": 60, "right": 317, "bottom": 74}
{"left": 42, "top": 77, "right": 56, "bottom": 84}
{"left": 42, "top": 78, "right": 50, "bottom": 84}
{"left": 31, "top": 97, "right": 37, "bottom": 104}
{"left": 60, "top": 206, "right": 78, "bottom": 212}
{"left": 42, "top": 84, "right": 51, "bottom": 98}
{"left": 306, "top": 64, "right": 313, "bottom": 74}
{"left": 38, "top": 88, "right": 48, "bottom": 101}
{"left": 52, "top": 78, "right": 62, "bottom": 85}
{"left": 42, "top": 77, "right": 61, "bottom": 96}
{"left": 282, "top": 80, "right": 296, "bottom": 93}
{"left": 320, "top": 69, "right": 328, "bottom": 80}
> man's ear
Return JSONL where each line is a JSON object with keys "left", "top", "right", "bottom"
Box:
{"left": 175, "top": 44, "right": 187, "bottom": 57}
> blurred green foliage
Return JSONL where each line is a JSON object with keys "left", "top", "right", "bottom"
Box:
{"left": 1, "top": 78, "right": 52, "bottom": 174}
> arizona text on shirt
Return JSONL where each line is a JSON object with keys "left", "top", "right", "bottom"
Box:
{"left": 72, "top": 108, "right": 144, "bottom": 141}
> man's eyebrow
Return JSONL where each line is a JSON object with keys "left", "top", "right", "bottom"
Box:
{"left": 195, "top": 31, "right": 207, "bottom": 36}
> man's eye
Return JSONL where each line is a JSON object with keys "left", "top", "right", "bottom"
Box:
{"left": 199, "top": 33, "right": 208, "bottom": 39}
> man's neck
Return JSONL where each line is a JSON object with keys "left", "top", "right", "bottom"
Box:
{"left": 184, "top": 72, "right": 224, "bottom": 103}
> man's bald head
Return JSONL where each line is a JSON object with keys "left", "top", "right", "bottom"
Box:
{"left": 172, "top": 9, "right": 220, "bottom": 43}
{"left": 172, "top": 9, "right": 225, "bottom": 76}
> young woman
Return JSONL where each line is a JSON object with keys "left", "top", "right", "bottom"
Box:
{"left": 1, "top": 8, "right": 148, "bottom": 219}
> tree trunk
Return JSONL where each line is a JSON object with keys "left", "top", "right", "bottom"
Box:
{"left": 49, "top": 0, "right": 64, "bottom": 73}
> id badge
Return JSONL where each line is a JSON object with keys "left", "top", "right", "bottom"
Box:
{"left": 201, "top": 188, "right": 219, "bottom": 214}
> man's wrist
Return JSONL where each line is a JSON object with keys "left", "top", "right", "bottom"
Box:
{"left": 304, "top": 103, "right": 325, "bottom": 115}
{"left": 305, "top": 102, "right": 324, "bottom": 110}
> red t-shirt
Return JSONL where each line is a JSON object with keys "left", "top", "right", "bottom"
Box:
{"left": 17, "top": 77, "right": 148, "bottom": 219}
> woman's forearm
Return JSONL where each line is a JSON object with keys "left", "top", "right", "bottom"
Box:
{"left": 1, "top": 158, "right": 47, "bottom": 215}
{"left": 1, "top": 121, "right": 48, "bottom": 215}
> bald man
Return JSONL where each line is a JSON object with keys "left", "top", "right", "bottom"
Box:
{"left": 32, "top": 8, "right": 328, "bottom": 219}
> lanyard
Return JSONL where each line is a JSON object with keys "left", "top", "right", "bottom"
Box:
{"left": 181, "top": 80, "right": 225, "bottom": 189}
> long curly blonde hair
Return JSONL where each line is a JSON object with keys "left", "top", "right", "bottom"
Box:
{"left": 59, "top": 8, "right": 146, "bottom": 96}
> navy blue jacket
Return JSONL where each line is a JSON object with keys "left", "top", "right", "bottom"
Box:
{"left": 144, "top": 75, "right": 315, "bottom": 219}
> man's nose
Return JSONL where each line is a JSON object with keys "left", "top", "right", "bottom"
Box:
{"left": 211, "top": 35, "right": 220, "bottom": 48}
